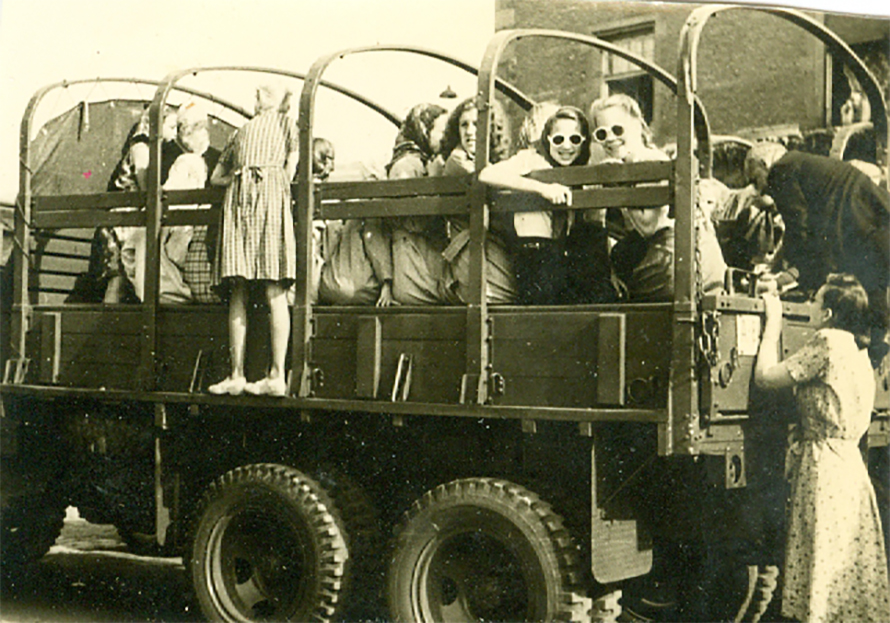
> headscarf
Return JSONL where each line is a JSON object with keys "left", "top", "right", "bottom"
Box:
{"left": 386, "top": 103, "right": 447, "bottom": 175}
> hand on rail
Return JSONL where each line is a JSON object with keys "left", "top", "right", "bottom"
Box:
{"left": 376, "top": 281, "right": 398, "bottom": 307}
{"left": 539, "top": 183, "right": 572, "bottom": 206}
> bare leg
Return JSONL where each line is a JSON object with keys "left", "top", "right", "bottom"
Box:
{"left": 266, "top": 281, "right": 290, "bottom": 383}
{"left": 208, "top": 278, "right": 247, "bottom": 395}
{"left": 229, "top": 279, "right": 248, "bottom": 380}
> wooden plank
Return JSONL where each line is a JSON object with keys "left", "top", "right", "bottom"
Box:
{"left": 36, "top": 292, "right": 68, "bottom": 306}
{"left": 36, "top": 255, "right": 91, "bottom": 272}
{"left": 32, "top": 237, "right": 92, "bottom": 257}
{"left": 314, "top": 310, "right": 467, "bottom": 340}
{"left": 597, "top": 314, "right": 626, "bottom": 406}
{"left": 492, "top": 311, "right": 599, "bottom": 339}
{"left": 61, "top": 333, "right": 142, "bottom": 365}
{"left": 33, "top": 192, "right": 146, "bottom": 211}
{"left": 319, "top": 195, "right": 470, "bottom": 221}
{"left": 492, "top": 309, "right": 670, "bottom": 333}
{"left": 356, "top": 316, "right": 381, "bottom": 399}
{"left": 33, "top": 229, "right": 93, "bottom": 244}
{"left": 60, "top": 310, "right": 143, "bottom": 335}
{"left": 158, "top": 309, "right": 228, "bottom": 337}
{"left": 33, "top": 210, "right": 145, "bottom": 229}
{"left": 34, "top": 273, "right": 77, "bottom": 293}
{"left": 382, "top": 314, "right": 465, "bottom": 340}
{"left": 314, "top": 314, "right": 359, "bottom": 339}
{"left": 318, "top": 175, "right": 471, "bottom": 200}
{"left": 491, "top": 186, "right": 671, "bottom": 214}
{"left": 164, "top": 188, "right": 225, "bottom": 206}
{"left": 527, "top": 161, "right": 672, "bottom": 185}
{"left": 38, "top": 312, "right": 61, "bottom": 384}
{"left": 163, "top": 209, "right": 220, "bottom": 227}
{"left": 571, "top": 186, "right": 672, "bottom": 210}
{"left": 57, "top": 362, "right": 138, "bottom": 390}
{"left": 494, "top": 376, "right": 598, "bottom": 408}
{"left": 493, "top": 339, "right": 597, "bottom": 378}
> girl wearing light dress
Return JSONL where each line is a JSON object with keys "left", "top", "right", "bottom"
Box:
{"left": 208, "top": 84, "right": 298, "bottom": 397}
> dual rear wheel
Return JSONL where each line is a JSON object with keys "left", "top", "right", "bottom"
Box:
{"left": 190, "top": 468, "right": 587, "bottom": 622}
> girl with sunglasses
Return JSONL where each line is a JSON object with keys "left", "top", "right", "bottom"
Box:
{"left": 478, "top": 105, "right": 591, "bottom": 305}
{"left": 589, "top": 94, "right": 725, "bottom": 301}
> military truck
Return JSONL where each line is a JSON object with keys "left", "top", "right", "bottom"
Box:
{"left": 2, "top": 6, "right": 888, "bottom": 622}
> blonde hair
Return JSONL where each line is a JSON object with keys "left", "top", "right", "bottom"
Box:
{"left": 257, "top": 82, "right": 293, "bottom": 114}
{"left": 517, "top": 102, "right": 560, "bottom": 150}
{"left": 589, "top": 93, "right": 653, "bottom": 147}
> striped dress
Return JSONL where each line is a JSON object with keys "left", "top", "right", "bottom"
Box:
{"left": 213, "top": 111, "right": 297, "bottom": 285}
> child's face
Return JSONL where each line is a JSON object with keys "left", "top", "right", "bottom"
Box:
{"left": 458, "top": 107, "right": 478, "bottom": 156}
{"left": 429, "top": 113, "right": 449, "bottom": 155}
{"left": 547, "top": 118, "right": 585, "bottom": 166}
{"left": 593, "top": 105, "right": 645, "bottom": 161}
{"left": 813, "top": 286, "right": 833, "bottom": 329}
{"left": 313, "top": 143, "right": 335, "bottom": 180}
{"left": 162, "top": 113, "right": 179, "bottom": 142}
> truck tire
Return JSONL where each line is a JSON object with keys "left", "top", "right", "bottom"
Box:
{"left": 313, "top": 466, "right": 385, "bottom": 620}
{"left": 189, "top": 463, "right": 349, "bottom": 622}
{"left": 0, "top": 492, "right": 66, "bottom": 582}
{"left": 388, "top": 478, "right": 588, "bottom": 623}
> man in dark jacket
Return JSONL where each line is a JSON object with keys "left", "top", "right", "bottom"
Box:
{"left": 748, "top": 142, "right": 890, "bottom": 364}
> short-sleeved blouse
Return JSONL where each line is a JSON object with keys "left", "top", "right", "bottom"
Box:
{"left": 784, "top": 328, "right": 874, "bottom": 440}
{"left": 495, "top": 148, "right": 559, "bottom": 239}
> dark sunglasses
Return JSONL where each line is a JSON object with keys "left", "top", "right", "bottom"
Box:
{"left": 550, "top": 133, "right": 585, "bottom": 146}
{"left": 593, "top": 124, "right": 625, "bottom": 142}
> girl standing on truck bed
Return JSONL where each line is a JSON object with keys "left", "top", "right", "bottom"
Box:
{"left": 208, "top": 83, "right": 299, "bottom": 397}
{"left": 755, "top": 273, "right": 890, "bottom": 622}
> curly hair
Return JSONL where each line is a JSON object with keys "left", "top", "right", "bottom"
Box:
{"left": 821, "top": 273, "right": 872, "bottom": 349}
{"left": 439, "top": 97, "right": 511, "bottom": 164}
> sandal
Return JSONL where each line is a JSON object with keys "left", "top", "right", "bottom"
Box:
{"left": 207, "top": 376, "right": 247, "bottom": 396}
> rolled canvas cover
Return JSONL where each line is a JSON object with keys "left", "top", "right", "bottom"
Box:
{"left": 29, "top": 99, "right": 237, "bottom": 196}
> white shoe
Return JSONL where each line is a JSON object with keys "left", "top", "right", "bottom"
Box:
{"left": 244, "top": 377, "right": 288, "bottom": 397}
{"left": 208, "top": 376, "right": 247, "bottom": 395}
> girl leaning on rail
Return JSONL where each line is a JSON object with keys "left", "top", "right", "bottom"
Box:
{"left": 478, "top": 105, "right": 590, "bottom": 305}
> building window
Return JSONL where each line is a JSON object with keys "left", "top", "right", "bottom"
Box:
{"left": 597, "top": 25, "right": 656, "bottom": 123}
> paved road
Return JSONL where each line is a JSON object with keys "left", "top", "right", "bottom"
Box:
{"left": 0, "top": 509, "right": 197, "bottom": 623}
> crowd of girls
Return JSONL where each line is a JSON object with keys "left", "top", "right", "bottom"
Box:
{"left": 318, "top": 92, "right": 728, "bottom": 308}
{"left": 93, "top": 88, "right": 736, "bottom": 314}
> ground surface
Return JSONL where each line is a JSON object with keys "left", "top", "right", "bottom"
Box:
{"left": 0, "top": 508, "right": 197, "bottom": 623}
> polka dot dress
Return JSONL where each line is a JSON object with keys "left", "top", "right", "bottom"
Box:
{"left": 782, "top": 328, "right": 890, "bottom": 622}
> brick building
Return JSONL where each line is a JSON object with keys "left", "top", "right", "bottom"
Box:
{"left": 494, "top": 0, "right": 889, "bottom": 146}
